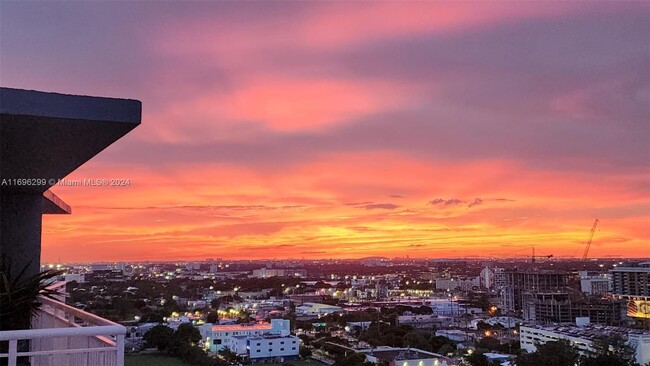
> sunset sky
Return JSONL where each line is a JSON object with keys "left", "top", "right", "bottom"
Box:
{"left": 1, "top": 2, "right": 648, "bottom": 262}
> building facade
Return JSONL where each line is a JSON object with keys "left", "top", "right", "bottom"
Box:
{"left": 200, "top": 320, "right": 286, "bottom": 352}
{"left": 579, "top": 271, "right": 610, "bottom": 295}
{"left": 609, "top": 264, "right": 650, "bottom": 320}
{"left": 610, "top": 264, "right": 650, "bottom": 300}
{"left": 520, "top": 325, "right": 650, "bottom": 365}
{"left": 501, "top": 270, "right": 569, "bottom": 320}
{"left": 229, "top": 334, "right": 300, "bottom": 362}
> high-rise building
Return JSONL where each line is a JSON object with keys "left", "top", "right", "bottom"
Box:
{"left": 610, "top": 263, "right": 650, "bottom": 320}
{"left": 481, "top": 267, "right": 506, "bottom": 289}
{"left": 579, "top": 271, "right": 610, "bottom": 295}
{"left": 610, "top": 263, "right": 650, "bottom": 299}
{"left": 501, "top": 270, "right": 569, "bottom": 320}
{"left": 375, "top": 278, "right": 389, "bottom": 300}
{"left": 530, "top": 297, "right": 626, "bottom": 325}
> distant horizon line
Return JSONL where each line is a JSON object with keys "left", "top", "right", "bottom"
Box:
{"left": 41, "top": 256, "right": 650, "bottom": 264}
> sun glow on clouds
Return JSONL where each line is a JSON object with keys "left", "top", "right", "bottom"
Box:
{"left": 1, "top": 2, "right": 647, "bottom": 261}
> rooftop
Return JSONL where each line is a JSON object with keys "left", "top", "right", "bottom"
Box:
{"left": 362, "top": 347, "right": 449, "bottom": 362}
{"left": 522, "top": 324, "right": 650, "bottom": 340}
{"left": 211, "top": 323, "right": 272, "bottom": 332}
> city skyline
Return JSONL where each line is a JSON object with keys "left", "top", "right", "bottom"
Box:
{"left": 1, "top": 2, "right": 648, "bottom": 262}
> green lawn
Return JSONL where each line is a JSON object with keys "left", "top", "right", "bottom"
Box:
{"left": 125, "top": 353, "right": 192, "bottom": 366}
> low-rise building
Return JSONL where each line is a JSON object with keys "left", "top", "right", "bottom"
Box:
{"left": 469, "top": 316, "right": 523, "bottom": 330}
{"left": 435, "top": 330, "right": 472, "bottom": 343}
{"left": 398, "top": 315, "right": 452, "bottom": 329}
{"left": 251, "top": 268, "right": 307, "bottom": 278}
{"left": 229, "top": 334, "right": 300, "bottom": 362}
{"left": 427, "top": 299, "right": 482, "bottom": 316}
{"left": 295, "top": 302, "right": 342, "bottom": 316}
{"left": 200, "top": 319, "right": 291, "bottom": 353}
{"left": 361, "top": 347, "right": 455, "bottom": 366}
{"left": 435, "top": 277, "right": 480, "bottom": 291}
{"left": 520, "top": 324, "right": 650, "bottom": 365}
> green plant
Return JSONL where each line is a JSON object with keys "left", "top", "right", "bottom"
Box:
{"left": 0, "top": 260, "right": 62, "bottom": 331}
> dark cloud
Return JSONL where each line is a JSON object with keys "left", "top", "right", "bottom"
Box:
{"left": 429, "top": 197, "right": 513, "bottom": 208}
{"left": 429, "top": 198, "right": 463, "bottom": 207}
{"left": 387, "top": 194, "right": 405, "bottom": 198}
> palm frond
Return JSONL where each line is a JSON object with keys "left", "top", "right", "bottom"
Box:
{"left": 0, "top": 260, "right": 63, "bottom": 330}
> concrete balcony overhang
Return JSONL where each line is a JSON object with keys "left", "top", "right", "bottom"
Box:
{"left": 0, "top": 87, "right": 141, "bottom": 195}
{"left": 42, "top": 190, "right": 71, "bottom": 215}
{"left": 0, "top": 87, "right": 141, "bottom": 283}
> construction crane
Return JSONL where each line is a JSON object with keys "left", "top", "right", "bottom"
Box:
{"left": 582, "top": 219, "right": 600, "bottom": 260}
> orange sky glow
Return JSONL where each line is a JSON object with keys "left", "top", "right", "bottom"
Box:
{"left": 1, "top": 2, "right": 648, "bottom": 261}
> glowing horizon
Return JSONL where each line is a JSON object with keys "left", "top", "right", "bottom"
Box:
{"left": 1, "top": 2, "right": 648, "bottom": 261}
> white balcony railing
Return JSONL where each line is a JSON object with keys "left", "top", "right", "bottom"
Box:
{"left": 0, "top": 295, "right": 126, "bottom": 366}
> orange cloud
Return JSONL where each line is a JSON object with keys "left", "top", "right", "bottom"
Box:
{"left": 42, "top": 152, "right": 649, "bottom": 261}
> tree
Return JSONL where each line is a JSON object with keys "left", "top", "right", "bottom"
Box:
{"left": 476, "top": 336, "right": 501, "bottom": 351}
{"left": 334, "top": 352, "right": 372, "bottom": 366}
{"left": 169, "top": 323, "right": 202, "bottom": 356}
{"left": 415, "top": 305, "right": 433, "bottom": 315}
{"left": 581, "top": 336, "right": 639, "bottom": 366}
{"left": 144, "top": 325, "right": 174, "bottom": 351}
{"left": 465, "top": 352, "right": 502, "bottom": 366}
{"left": 0, "top": 262, "right": 62, "bottom": 366}
{"left": 0, "top": 262, "right": 61, "bottom": 330}
{"left": 403, "top": 331, "right": 430, "bottom": 351}
{"left": 206, "top": 311, "right": 218, "bottom": 324}
{"left": 430, "top": 335, "right": 455, "bottom": 354}
{"left": 218, "top": 349, "right": 240, "bottom": 363}
{"left": 438, "top": 343, "right": 455, "bottom": 356}
{"left": 235, "top": 310, "right": 252, "bottom": 323}
{"left": 299, "top": 345, "right": 312, "bottom": 358}
{"left": 465, "top": 352, "right": 490, "bottom": 366}
{"left": 517, "top": 340, "right": 579, "bottom": 366}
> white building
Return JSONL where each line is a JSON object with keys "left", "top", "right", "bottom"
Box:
{"left": 435, "top": 277, "right": 480, "bottom": 291}
{"left": 520, "top": 325, "right": 650, "bottom": 365}
{"left": 493, "top": 268, "right": 507, "bottom": 290}
{"left": 469, "top": 316, "right": 522, "bottom": 330}
{"left": 579, "top": 271, "right": 610, "bottom": 295}
{"left": 200, "top": 319, "right": 290, "bottom": 352}
{"left": 295, "top": 302, "right": 342, "bottom": 316}
{"left": 398, "top": 315, "right": 452, "bottom": 329}
{"left": 436, "top": 329, "right": 471, "bottom": 342}
{"left": 361, "top": 347, "right": 453, "bottom": 366}
{"left": 251, "top": 268, "right": 286, "bottom": 278}
{"left": 251, "top": 267, "right": 307, "bottom": 278}
{"left": 481, "top": 267, "right": 495, "bottom": 289}
{"left": 427, "top": 299, "right": 482, "bottom": 316}
{"left": 230, "top": 334, "right": 299, "bottom": 361}
{"left": 186, "top": 300, "right": 208, "bottom": 310}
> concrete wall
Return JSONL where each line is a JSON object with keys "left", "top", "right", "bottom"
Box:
{"left": 0, "top": 192, "right": 43, "bottom": 280}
